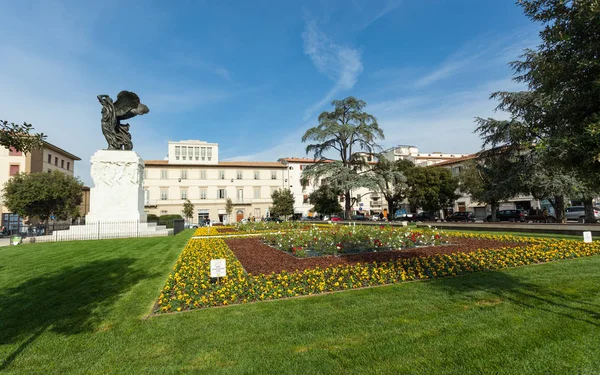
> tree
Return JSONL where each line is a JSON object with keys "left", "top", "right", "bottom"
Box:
{"left": 302, "top": 97, "right": 384, "bottom": 218}
{"left": 0, "top": 119, "right": 46, "bottom": 153}
{"left": 309, "top": 185, "right": 343, "bottom": 216}
{"left": 406, "top": 167, "right": 459, "bottom": 215}
{"left": 270, "top": 188, "right": 294, "bottom": 218}
{"left": 182, "top": 199, "right": 194, "bottom": 223}
{"left": 371, "top": 158, "right": 413, "bottom": 218}
{"left": 225, "top": 198, "right": 234, "bottom": 223}
{"left": 2, "top": 171, "right": 83, "bottom": 224}
{"left": 478, "top": 1, "right": 600, "bottom": 220}
{"left": 458, "top": 157, "right": 520, "bottom": 222}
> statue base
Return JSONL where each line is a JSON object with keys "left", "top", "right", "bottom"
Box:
{"left": 86, "top": 150, "right": 147, "bottom": 222}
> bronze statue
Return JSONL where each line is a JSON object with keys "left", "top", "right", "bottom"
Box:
{"left": 98, "top": 91, "right": 149, "bottom": 150}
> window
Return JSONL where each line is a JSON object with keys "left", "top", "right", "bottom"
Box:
{"left": 161, "top": 169, "right": 168, "bottom": 179}
{"left": 8, "top": 147, "right": 22, "bottom": 156}
{"left": 270, "top": 186, "right": 278, "bottom": 195}
{"left": 61, "top": 159, "right": 64, "bottom": 168}
{"left": 254, "top": 170, "right": 260, "bottom": 180}
{"left": 200, "top": 170, "right": 207, "bottom": 179}
{"left": 254, "top": 208, "right": 261, "bottom": 218}
{"left": 188, "top": 147, "right": 193, "bottom": 160}
{"left": 303, "top": 194, "right": 309, "bottom": 204}
{"left": 236, "top": 170, "right": 243, "bottom": 180}
{"left": 217, "top": 188, "right": 226, "bottom": 199}
{"left": 9, "top": 165, "right": 19, "bottom": 176}
{"left": 47, "top": 154, "right": 51, "bottom": 163}
{"left": 175, "top": 146, "right": 181, "bottom": 160}
{"left": 207, "top": 147, "right": 212, "bottom": 161}
{"left": 48, "top": 169, "right": 51, "bottom": 173}
{"left": 181, "top": 146, "right": 187, "bottom": 160}
{"left": 271, "top": 171, "right": 277, "bottom": 180}
{"left": 55, "top": 157, "right": 58, "bottom": 166}
{"left": 144, "top": 169, "right": 147, "bottom": 179}
{"left": 180, "top": 188, "right": 188, "bottom": 200}
{"left": 194, "top": 147, "right": 200, "bottom": 160}
{"left": 300, "top": 165, "right": 304, "bottom": 170}
{"left": 200, "top": 188, "right": 207, "bottom": 199}
{"left": 253, "top": 187, "right": 260, "bottom": 198}
{"left": 201, "top": 147, "right": 206, "bottom": 161}
{"left": 237, "top": 189, "right": 244, "bottom": 201}
{"left": 160, "top": 210, "right": 168, "bottom": 215}
{"left": 219, "top": 170, "right": 225, "bottom": 179}
{"left": 66, "top": 162, "right": 70, "bottom": 171}
{"left": 160, "top": 189, "right": 168, "bottom": 200}
{"left": 180, "top": 169, "right": 188, "bottom": 180}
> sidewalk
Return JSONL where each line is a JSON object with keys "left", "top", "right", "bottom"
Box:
{"left": 0, "top": 238, "right": 12, "bottom": 247}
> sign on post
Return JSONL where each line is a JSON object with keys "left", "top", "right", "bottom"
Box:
{"left": 583, "top": 231, "right": 593, "bottom": 243}
{"left": 210, "top": 259, "right": 227, "bottom": 278}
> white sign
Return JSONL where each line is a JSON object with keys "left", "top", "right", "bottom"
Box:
{"left": 210, "top": 259, "right": 227, "bottom": 278}
{"left": 583, "top": 231, "right": 593, "bottom": 243}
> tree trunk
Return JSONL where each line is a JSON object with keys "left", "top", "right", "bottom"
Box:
{"left": 387, "top": 199, "right": 395, "bottom": 221}
{"left": 490, "top": 201, "right": 498, "bottom": 222}
{"left": 345, "top": 190, "right": 352, "bottom": 219}
{"left": 553, "top": 195, "right": 566, "bottom": 223}
{"left": 584, "top": 198, "right": 595, "bottom": 223}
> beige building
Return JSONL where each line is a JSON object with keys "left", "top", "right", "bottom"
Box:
{"left": 143, "top": 140, "right": 287, "bottom": 224}
{"left": 0, "top": 141, "right": 81, "bottom": 229}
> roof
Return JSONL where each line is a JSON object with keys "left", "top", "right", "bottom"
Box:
{"left": 433, "top": 154, "right": 478, "bottom": 167}
{"left": 144, "top": 160, "right": 286, "bottom": 168}
{"left": 279, "top": 157, "right": 322, "bottom": 163}
{"left": 43, "top": 141, "right": 81, "bottom": 161}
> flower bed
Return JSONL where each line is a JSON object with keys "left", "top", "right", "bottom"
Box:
{"left": 261, "top": 225, "right": 446, "bottom": 256}
{"left": 192, "top": 222, "right": 330, "bottom": 237}
{"left": 156, "top": 232, "right": 600, "bottom": 313}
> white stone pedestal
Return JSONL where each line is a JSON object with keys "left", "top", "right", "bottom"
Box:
{"left": 86, "top": 150, "right": 147, "bottom": 223}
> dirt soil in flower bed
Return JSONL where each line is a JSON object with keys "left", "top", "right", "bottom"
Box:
{"left": 225, "top": 237, "right": 524, "bottom": 275}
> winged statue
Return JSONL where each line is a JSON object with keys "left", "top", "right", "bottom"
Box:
{"left": 97, "top": 91, "right": 149, "bottom": 150}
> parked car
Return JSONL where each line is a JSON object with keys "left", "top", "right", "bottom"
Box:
{"left": 351, "top": 215, "right": 368, "bottom": 221}
{"left": 264, "top": 217, "right": 283, "bottom": 223}
{"left": 565, "top": 206, "right": 600, "bottom": 222}
{"left": 446, "top": 211, "right": 477, "bottom": 222}
{"left": 330, "top": 216, "right": 343, "bottom": 222}
{"left": 299, "top": 216, "right": 320, "bottom": 222}
{"left": 486, "top": 209, "right": 526, "bottom": 222}
{"left": 184, "top": 223, "right": 199, "bottom": 229}
{"left": 410, "top": 212, "right": 439, "bottom": 222}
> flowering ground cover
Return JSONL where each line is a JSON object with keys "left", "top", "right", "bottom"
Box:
{"left": 262, "top": 225, "right": 446, "bottom": 256}
{"left": 156, "top": 231, "right": 600, "bottom": 313}
{"left": 192, "top": 221, "right": 330, "bottom": 237}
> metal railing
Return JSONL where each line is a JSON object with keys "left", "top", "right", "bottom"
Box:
{"left": 15, "top": 220, "right": 177, "bottom": 244}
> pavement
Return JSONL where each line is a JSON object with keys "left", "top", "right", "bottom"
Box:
{"left": 0, "top": 238, "right": 12, "bottom": 247}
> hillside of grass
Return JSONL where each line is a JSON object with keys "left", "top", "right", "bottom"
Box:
{"left": 0, "top": 230, "right": 599, "bottom": 374}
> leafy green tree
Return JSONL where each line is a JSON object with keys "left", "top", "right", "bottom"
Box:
{"left": 309, "top": 185, "right": 343, "bottom": 216}
{"left": 182, "top": 199, "right": 194, "bottom": 223}
{"left": 2, "top": 171, "right": 83, "bottom": 224}
{"left": 478, "top": 1, "right": 600, "bottom": 220}
{"left": 371, "top": 158, "right": 413, "bottom": 218}
{"left": 270, "top": 188, "right": 294, "bottom": 218}
{"left": 0, "top": 119, "right": 46, "bottom": 153}
{"left": 458, "top": 157, "right": 521, "bottom": 222}
{"left": 406, "top": 167, "right": 458, "bottom": 214}
{"left": 225, "top": 198, "right": 234, "bottom": 223}
{"left": 302, "top": 97, "right": 384, "bottom": 218}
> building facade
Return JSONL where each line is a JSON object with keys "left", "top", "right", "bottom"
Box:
{"left": 143, "top": 140, "right": 287, "bottom": 224}
{"left": 0, "top": 141, "right": 81, "bottom": 229}
{"left": 382, "top": 145, "right": 470, "bottom": 166}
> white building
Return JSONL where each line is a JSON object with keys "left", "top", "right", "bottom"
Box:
{"left": 278, "top": 157, "right": 384, "bottom": 218}
{"left": 143, "top": 140, "right": 287, "bottom": 224}
{"left": 382, "top": 145, "right": 470, "bottom": 166}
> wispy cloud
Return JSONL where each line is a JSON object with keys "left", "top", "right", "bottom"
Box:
{"left": 355, "top": 0, "right": 402, "bottom": 31}
{"left": 302, "top": 20, "right": 363, "bottom": 120}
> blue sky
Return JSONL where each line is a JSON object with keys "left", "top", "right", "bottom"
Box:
{"left": 0, "top": 0, "right": 538, "bottom": 185}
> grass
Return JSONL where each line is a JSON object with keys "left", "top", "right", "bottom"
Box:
{"left": 1, "top": 230, "right": 599, "bottom": 374}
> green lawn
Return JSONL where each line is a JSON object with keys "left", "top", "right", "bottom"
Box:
{"left": 1, "top": 230, "right": 599, "bottom": 374}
